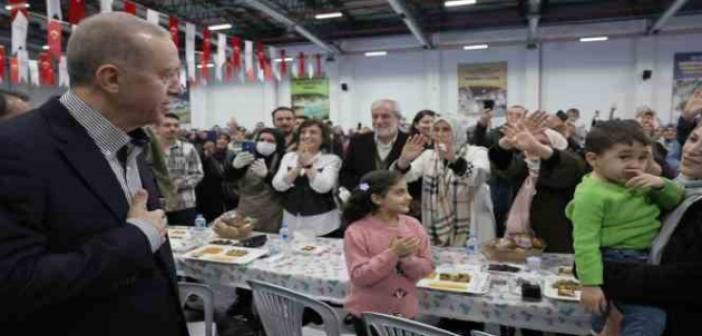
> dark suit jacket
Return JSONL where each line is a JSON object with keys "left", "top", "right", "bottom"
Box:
{"left": 0, "top": 98, "right": 187, "bottom": 336}
{"left": 339, "top": 131, "right": 409, "bottom": 191}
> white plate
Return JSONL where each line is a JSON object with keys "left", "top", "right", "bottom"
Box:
{"left": 543, "top": 275, "right": 581, "bottom": 302}
{"left": 183, "top": 244, "right": 268, "bottom": 265}
{"left": 417, "top": 265, "right": 490, "bottom": 295}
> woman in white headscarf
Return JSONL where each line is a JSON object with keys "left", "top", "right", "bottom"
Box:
{"left": 394, "top": 115, "right": 495, "bottom": 247}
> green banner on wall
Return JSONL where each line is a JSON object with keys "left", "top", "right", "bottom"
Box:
{"left": 291, "top": 78, "right": 330, "bottom": 120}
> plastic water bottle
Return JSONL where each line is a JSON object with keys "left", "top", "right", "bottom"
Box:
{"left": 193, "top": 214, "right": 208, "bottom": 243}
{"left": 465, "top": 234, "right": 479, "bottom": 256}
{"left": 279, "top": 221, "right": 293, "bottom": 254}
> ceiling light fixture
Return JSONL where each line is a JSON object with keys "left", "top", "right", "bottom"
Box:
{"left": 463, "top": 44, "right": 489, "bottom": 50}
{"left": 315, "top": 12, "right": 343, "bottom": 20}
{"left": 274, "top": 58, "right": 294, "bottom": 63}
{"left": 444, "top": 0, "right": 477, "bottom": 8}
{"left": 197, "top": 63, "right": 215, "bottom": 69}
{"left": 42, "top": 45, "right": 50, "bottom": 50}
{"left": 579, "top": 36, "right": 608, "bottom": 42}
{"left": 208, "top": 23, "right": 233, "bottom": 31}
{"left": 364, "top": 51, "right": 387, "bottom": 57}
{"left": 5, "top": 3, "right": 30, "bottom": 10}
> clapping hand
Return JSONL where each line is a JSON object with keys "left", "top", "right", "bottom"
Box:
{"left": 297, "top": 143, "right": 315, "bottom": 167}
{"left": 390, "top": 236, "right": 421, "bottom": 258}
{"left": 436, "top": 141, "right": 455, "bottom": 162}
{"left": 683, "top": 90, "right": 702, "bottom": 121}
{"left": 398, "top": 135, "right": 428, "bottom": 168}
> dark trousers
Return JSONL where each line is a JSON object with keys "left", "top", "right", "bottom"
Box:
{"left": 167, "top": 207, "right": 198, "bottom": 227}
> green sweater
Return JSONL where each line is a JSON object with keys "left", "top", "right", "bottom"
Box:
{"left": 565, "top": 174, "right": 683, "bottom": 285}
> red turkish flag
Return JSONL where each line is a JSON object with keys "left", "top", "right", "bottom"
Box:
{"left": 69, "top": 0, "right": 86, "bottom": 24}
{"left": 169, "top": 17, "right": 180, "bottom": 50}
{"left": 231, "top": 37, "right": 241, "bottom": 72}
{"left": 201, "top": 29, "right": 211, "bottom": 83}
{"left": 316, "top": 54, "right": 323, "bottom": 78}
{"left": 8, "top": 0, "right": 28, "bottom": 19}
{"left": 39, "top": 52, "right": 55, "bottom": 86}
{"left": 298, "top": 52, "right": 305, "bottom": 79}
{"left": 280, "top": 49, "right": 287, "bottom": 76}
{"left": 256, "top": 41, "right": 266, "bottom": 71}
{"left": 0, "top": 46, "right": 5, "bottom": 83}
{"left": 47, "top": 20, "right": 62, "bottom": 59}
{"left": 10, "top": 57, "right": 20, "bottom": 84}
{"left": 124, "top": 1, "right": 137, "bottom": 15}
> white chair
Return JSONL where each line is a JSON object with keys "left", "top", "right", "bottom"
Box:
{"left": 248, "top": 280, "right": 342, "bottom": 336}
{"left": 362, "top": 312, "right": 461, "bottom": 336}
{"left": 178, "top": 282, "right": 216, "bottom": 336}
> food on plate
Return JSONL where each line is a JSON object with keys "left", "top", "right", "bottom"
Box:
{"left": 428, "top": 281, "right": 469, "bottom": 291}
{"left": 488, "top": 235, "right": 545, "bottom": 252}
{"left": 438, "top": 273, "right": 471, "bottom": 283}
{"left": 201, "top": 247, "right": 224, "bottom": 255}
{"left": 551, "top": 279, "right": 581, "bottom": 297}
{"left": 225, "top": 249, "right": 249, "bottom": 257}
{"left": 169, "top": 229, "right": 188, "bottom": 235}
{"left": 557, "top": 266, "right": 574, "bottom": 276}
{"left": 300, "top": 245, "right": 316, "bottom": 252}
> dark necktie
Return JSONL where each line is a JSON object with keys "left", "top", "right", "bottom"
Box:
{"left": 117, "top": 145, "right": 129, "bottom": 171}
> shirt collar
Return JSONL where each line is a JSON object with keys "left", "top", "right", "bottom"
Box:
{"left": 374, "top": 131, "right": 398, "bottom": 148}
{"left": 60, "top": 91, "right": 131, "bottom": 156}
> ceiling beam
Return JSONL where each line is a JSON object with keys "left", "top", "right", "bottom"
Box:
{"left": 648, "top": 0, "right": 689, "bottom": 34}
{"left": 527, "top": 0, "right": 541, "bottom": 48}
{"left": 385, "top": 0, "right": 432, "bottom": 49}
{"left": 239, "top": 0, "right": 342, "bottom": 54}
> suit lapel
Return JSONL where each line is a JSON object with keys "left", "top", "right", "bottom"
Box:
{"left": 44, "top": 99, "right": 129, "bottom": 222}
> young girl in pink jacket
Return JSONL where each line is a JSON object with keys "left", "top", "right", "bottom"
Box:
{"left": 343, "top": 170, "right": 435, "bottom": 336}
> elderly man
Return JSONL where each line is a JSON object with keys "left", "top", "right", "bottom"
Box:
{"left": 339, "top": 99, "right": 409, "bottom": 191}
{"left": 0, "top": 13, "right": 187, "bottom": 336}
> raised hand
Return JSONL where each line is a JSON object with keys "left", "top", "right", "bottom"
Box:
{"left": 436, "top": 141, "right": 455, "bottom": 162}
{"left": 683, "top": 90, "right": 702, "bottom": 121}
{"left": 398, "top": 135, "right": 428, "bottom": 168}
{"left": 522, "top": 110, "right": 549, "bottom": 133}
{"left": 297, "top": 143, "right": 314, "bottom": 167}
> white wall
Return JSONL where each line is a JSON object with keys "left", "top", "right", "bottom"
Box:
{"left": 190, "top": 15, "right": 702, "bottom": 130}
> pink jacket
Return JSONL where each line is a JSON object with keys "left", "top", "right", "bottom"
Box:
{"left": 344, "top": 215, "right": 434, "bottom": 318}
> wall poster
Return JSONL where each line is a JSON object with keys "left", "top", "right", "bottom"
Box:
{"left": 291, "top": 77, "right": 330, "bottom": 120}
{"left": 673, "top": 52, "right": 702, "bottom": 121}
{"left": 458, "top": 62, "right": 507, "bottom": 117}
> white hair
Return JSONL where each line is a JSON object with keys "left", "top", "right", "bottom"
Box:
{"left": 371, "top": 99, "right": 402, "bottom": 119}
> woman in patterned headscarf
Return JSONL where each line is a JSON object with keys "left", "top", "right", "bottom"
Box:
{"left": 393, "top": 115, "right": 495, "bottom": 247}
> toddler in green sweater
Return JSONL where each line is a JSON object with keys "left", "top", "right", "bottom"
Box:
{"left": 566, "top": 120, "right": 683, "bottom": 336}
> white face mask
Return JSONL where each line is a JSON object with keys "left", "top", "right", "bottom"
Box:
{"left": 256, "top": 142, "right": 277, "bottom": 157}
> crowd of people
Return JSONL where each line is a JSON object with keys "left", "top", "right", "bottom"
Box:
{"left": 2, "top": 11, "right": 702, "bottom": 336}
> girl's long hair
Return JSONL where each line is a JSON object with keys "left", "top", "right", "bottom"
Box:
{"left": 342, "top": 170, "right": 404, "bottom": 225}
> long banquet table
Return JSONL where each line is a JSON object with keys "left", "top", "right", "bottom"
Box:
{"left": 173, "top": 233, "right": 590, "bottom": 335}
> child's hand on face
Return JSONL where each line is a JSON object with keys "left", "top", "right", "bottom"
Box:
{"left": 390, "top": 237, "right": 421, "bottom": 258}
{"left": 580, "top": 286, "right": 608, "bottom": 315}
{"left": 625, "top": 170, "right": 664, "bottom": 190}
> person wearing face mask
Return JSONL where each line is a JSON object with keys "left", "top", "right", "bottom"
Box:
{"left": 223, "top": 128, "right": 287, "bottom": 234}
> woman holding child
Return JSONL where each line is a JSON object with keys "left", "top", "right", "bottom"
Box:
{"left": 599, "top": 93, "right": 702, "bottom": 335}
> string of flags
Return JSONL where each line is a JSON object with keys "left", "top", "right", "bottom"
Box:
{"left": 2, "top": 0, "right": 327, "bottom": 88}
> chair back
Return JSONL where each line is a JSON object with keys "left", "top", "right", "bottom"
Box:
{"left": 178, "top": 282, "right": 215, "bottom": 336}
{"left": 248, "top": 280, "right": 341, "bottom": 336}
{"left": 362, "top": 312, "right": 461, "bottom": 336}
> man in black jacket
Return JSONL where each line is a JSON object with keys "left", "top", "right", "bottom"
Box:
{"left": 0, "top": 13, "right": 187, "bottom": 336}
{"left": 339, "top": 99, "right": 409, "bottom": 192}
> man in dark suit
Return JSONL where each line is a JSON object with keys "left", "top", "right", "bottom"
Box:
{"left": 339, "top": 99, "right": 409, "bottom": 192}
{"left": 0, "top": 13, "right": 188, "bottom": 335}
